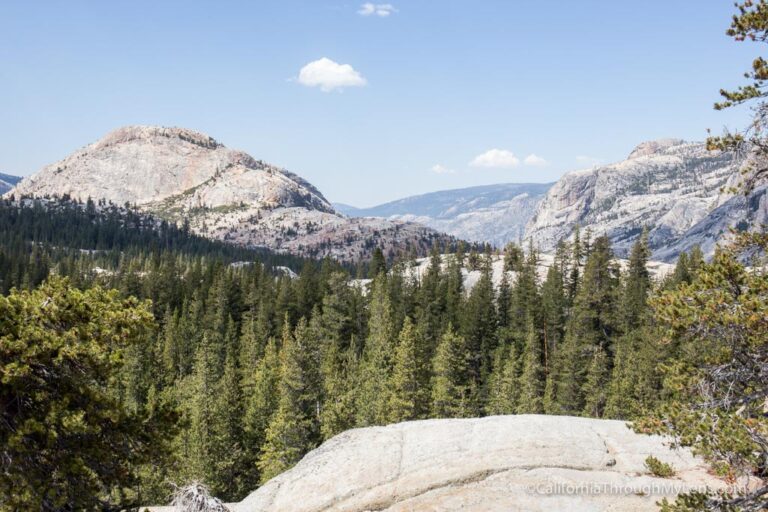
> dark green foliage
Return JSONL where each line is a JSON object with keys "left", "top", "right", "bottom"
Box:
{"left": 636, "top": 233, "right": 768, "bottom": 511}
{"left": 431, "top": 325, "right": 472, "bottom": 418}
{"left": 0, "top": 197, "right": 736, "bottom": 508}
{"left": 257, "top": 319, "right": 320, "bottom": 482}
{"left": 486, "top": 341, "right": 520, "bottom": 415}
{"left": 0, "top": 277, "right": 177, "bottom": 511}
{"left": 516, "top": 319, "right": 545, "bottom": 414}
{"left": 706, "top": 0, "right": 768, "bottom": 191}
{"left": 388, "top": 317, "right": 429, "bottom": 422}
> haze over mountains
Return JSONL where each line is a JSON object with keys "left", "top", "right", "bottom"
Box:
{"left": 0, "top": 173, "right": 21, "bottom": 195}
{"left": 334, "top": 183, "right": 552, "bottom": 247}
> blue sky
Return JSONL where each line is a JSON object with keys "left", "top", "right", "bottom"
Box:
{"left": 0, "top": 1, "right": 759, "bottom": 206}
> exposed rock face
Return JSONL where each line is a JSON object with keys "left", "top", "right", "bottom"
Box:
{"left": 398, "top": 253, "right": 672, "bottom": 292}
{"left": 12, "top": 126, "right": 325, "bottom": 207}
{"left": 524, "top": 140, "right": 765, "bottom": 260}
{"left": 337, "top": 139, "right": 765, "bottom": 260}
{"left": 8, "top": 126, "right": 448, "bottom": 261}
{"left": 228, "top": 415, "right": 724, "bottom": 512}
{"left": 335, "top": 183, "right": 552, "bottom": 246}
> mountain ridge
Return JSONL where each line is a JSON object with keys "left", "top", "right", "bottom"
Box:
{"left": 8, "top": 126, "right": 452, "bottom": 261}
{"left": 524, "top": 139, "right": 766, "bottom": 260}
{"left": 335, "top": 182, "right": 553, "bottom": 246}
{"left": 0, "top": 173, "right": 21, "bottom": 195}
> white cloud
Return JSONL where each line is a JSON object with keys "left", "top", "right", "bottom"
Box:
{"left": 430, "top": 164, "right": 455, "bottom": 174}
{"left": 575, "top": 155, "right": 603, "bottom": 167}
{"left": 470, "top": 149, "right": 520, "bottom": 169}
{"left": 524, "top": 154, "right": 548, "bottom": 167}
{"left": 297, "top": 58, "right": 367, "bottom": 92}
{"left": 358, "top": 3, "right": 397, "bottom": 16}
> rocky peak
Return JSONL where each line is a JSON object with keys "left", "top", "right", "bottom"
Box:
{"left": 10, "top": 125, "right": 335, "bottom": 212}
{"left": 524, "top": 140, "right": 761, "bottom": 261}
{"left": 627, "top": 138, "right": 686, "bottom": 159}
{"left": 94, "top": 125, "right": 223, "bottom": 151}
{"left": 7, "top": 126, "right": 450, "bottom": 261}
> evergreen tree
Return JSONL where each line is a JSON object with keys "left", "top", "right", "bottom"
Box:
{"left": 388, "top": 317, "right": 428, "bottom": 422}
{"left": 239, "top": 290, "right": 273, "bottom": 385}
{"left": 619, "top": 231, "right": 651, "bottom": 331}
{"left": 318, "top": 274, "right": 358, "bottom": 438}
{"left": 369, "top": 247, "right": 387, "bottom": 278}
{"left": 431, "top": 325, "right": 470, "bottom": 418}
{"left": 257, "top": 318, "right": 319, "bottom": 483}
{"left": 486, "top": 341, "right": 520, "bottom": 415}
{"left": 418, "top": 245, "right": 446, "bottom": 357}
{"left": 553, "top": 236, "right": 619, "bottom": 414}
{"left": 516, "top": 319, "right": 545, "bottom": 414}
{"left": 567, "top": 226, "right": 583, "bottom": 302}
{"left": 496, "top": 271, "right": 512, "bottom": 330}
{"left": 604, "top": 326, "right": 662, "bottom": 419}
{"left": 605, "top": 234, "right": 657, "bottom": 419}
{"left": 319, "top": 335, "right": 358, "bottom": 439}
{"left": 461, "top": 254, "right": 497, "bottom": 410}
{"left": 210, "top": 349, "right": 247, "bottom": 498}
{"left": 443, "top": 251, "right": 465, "bottom": 334}
{"left": 640, "top": 235, "right": 768, "bottom": 510}
{"left": 581, "top": 346, "right": 610, "bottom": 418}
{"left": 0, "top": 278, "right": 176, "bottom": 511}
{"left": 160, "top": 307, "right": 182, "bottom": 384}
{"left": 355, "top": 277, "right": 397, "bottom": 426}
{"left": 242, "top": 338, "right": 280, "bottom": 485}
{"left": 540, "top": 247, "right": 567, "bottom": 412}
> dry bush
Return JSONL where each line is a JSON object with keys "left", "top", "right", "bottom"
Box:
{"left": 170, "top": 483, "right": 230, "bottom": 512}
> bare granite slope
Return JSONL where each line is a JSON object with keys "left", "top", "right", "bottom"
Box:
{"left": 143, "top": 415, "right": 728, "bottom": 512}
{"left": 8, "top": 126, "right": 447, "bottom": 261}
{"left": 524, "top": 139, "right": 765, "bottom": 260}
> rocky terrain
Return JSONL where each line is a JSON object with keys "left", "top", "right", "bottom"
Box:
{"left": 525, "top": 139, "right": 766, "bottom": 260}
{"left": 335, "top": 183, "right": 552, "bottom": 246}
{"left": 147, "top": 415, "right": 727, "bottom": 512}
{"left": 351, "top": 253, "right": 674, "bottom": 295}
{"left": 0, "top": 173, "right": 21, "bottom": 195}
{"left": 337, "top": 139, "right": 766, "bottom": 261}
{"left": 10, "top": 129, "right": 763, "bottom": 263}
{"left": 7, "top": 126, "right": 450, "bottom": 261}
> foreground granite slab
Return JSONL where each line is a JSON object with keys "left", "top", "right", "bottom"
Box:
{"left": 229, "top": 414, "right": 724, "bottom": 512}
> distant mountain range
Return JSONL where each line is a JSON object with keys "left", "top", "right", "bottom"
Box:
{"left": 334, "top": 183, "right": 552, "bottom": 247}
{"left": 6, "top": 126, "right": 453, "bottom": 261}
{"left": 338, "top": 139, "right": 766, "bottom": 261}
{"left": 0, "top": 173, "right": 21, "bottom": 195}
{"left": 525, "top": 139, "right": 766, "bottom": 260}
{"left": 7, "top": 128, "right": 765, "bottom": 264}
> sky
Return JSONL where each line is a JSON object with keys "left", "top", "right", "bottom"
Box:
{"left": 0, "top": 1, "right": 760, "bottom": 206}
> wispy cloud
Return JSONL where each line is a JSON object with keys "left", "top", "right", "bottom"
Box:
{"left": 358, "top": 3, "right": 397, "bottom": 16}
{"left": 430, "top": 164, "right": 455, "bottom": 175}
{"left": 297, "top": 58, "right": 367, "bottom": 92}
{"left": 524, "top": 154, "right": 548, "bottom": 167}
{"left": 470, "top": 149, "right": 520, "bottom": 169}
{"left": 575, "top": 155, "right": 603, "bottom": 167}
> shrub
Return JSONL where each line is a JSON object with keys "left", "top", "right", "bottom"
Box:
{"left": 645, "top": 455, "right": 675, "bottom": 478}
